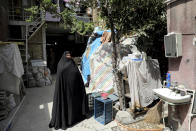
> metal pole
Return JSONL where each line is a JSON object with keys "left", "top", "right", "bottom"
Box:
{"left": 42, "top": 25, "right": 47, "bottom": 61}
{"left": 25, "top": 24, "right": 29, "bottom": 88}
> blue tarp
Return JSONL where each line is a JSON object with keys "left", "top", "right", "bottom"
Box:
{"left": 81, "top": 30, "right": 111, "bottom": 84}
{"left": 82, "top": 28, "right": 114, "bottom": 84}
{"left": 81, "top": 37, "right": 102, "bottom": 84}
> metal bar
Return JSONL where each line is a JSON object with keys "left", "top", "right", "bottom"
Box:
{"left": 8, "top": 7, "right": 32, "bottom": 21}
{"left": 42, "top": 25, "right": 47, "bottom": 61}
{"left": 0, "top": 41, "right": 24, "bottom": 45}
{"left": 28, "top": 21, "right": 45, "bottom": 40}
{"left": 188, "top": 90, "right": 196, "bottom": 131}
{"left": 12, "top": 0, "right": 14, "bottom": 20}
{"left": 25, "top": 24, "right": 29, "bottom": 88}
{"left": 25, "top": 24, "right": 28, "bottom": 63}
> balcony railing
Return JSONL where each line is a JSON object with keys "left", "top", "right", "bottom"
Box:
{"left": 8, "top": 7, "right": 41, "bottom": 22}
{"left": 8, "top": 7, "right": 92, "bottom": 23}
{"left": 75, "top": 13, "right": 92, "bottom": 23}
{"left": 9, "top": 7, "right": 30, "bottom": 21}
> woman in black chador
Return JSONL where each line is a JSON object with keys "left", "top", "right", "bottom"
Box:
{"left": 49, "top": 51, "right": 88, "bottom": 130}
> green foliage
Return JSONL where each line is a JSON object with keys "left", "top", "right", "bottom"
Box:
{"left": 25, "top": 0, "right": 57, "bottom": 22}
{"left": 92, "top": 0, "right": 167, "bottom": 54}
{"left": 91, "top": 0, "right": 167, "bottom": 75}
{"left": 60, "top": 8, "right": 94, "bottom": 35}
{"left": 25, "top": 0, "right": 94, "bottom": 36}
{"left": 26, "top": 0, "right": 167, "bottom": 53}
{"left": 25, "top": 6, "right": 39, "bottom": 22}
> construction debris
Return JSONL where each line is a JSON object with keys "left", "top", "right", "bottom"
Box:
{"left": 28, "top": 66, "right": 52, "bottom": 87}
{"left": 115, "top": 111, "right": 134, "bottom": 125}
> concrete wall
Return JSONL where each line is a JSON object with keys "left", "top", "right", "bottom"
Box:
{"left": 0, "top": 0, "right": 8, "bottom": 41}
{"left": 167, "top": 0, "right": 196, "bottom": 130}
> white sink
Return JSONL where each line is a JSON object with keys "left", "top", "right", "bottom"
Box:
{"left": 153, "top": 88, "right": 191, "bottom": 104}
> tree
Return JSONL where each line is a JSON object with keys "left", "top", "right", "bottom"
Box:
{"left": 26, "top": 0, "right": 167, "bottom": 110}
{"left": 80, "top": 0, "right": 167, "bottom": 110}
{"left": 25, "top": 0, "right": 94, "bottom": 35}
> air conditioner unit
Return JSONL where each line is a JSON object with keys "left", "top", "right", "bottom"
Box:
{"left": 164, "top": 32, "right": 182, "bottom": 57}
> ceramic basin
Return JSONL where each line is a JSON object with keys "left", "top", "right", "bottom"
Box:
{"left": 153, "top": 88, "right": 191, "bottom": 104}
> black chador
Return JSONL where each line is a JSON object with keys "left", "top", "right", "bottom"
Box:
{"left": 49, "top": 51, "right": 88, "bottom": 130}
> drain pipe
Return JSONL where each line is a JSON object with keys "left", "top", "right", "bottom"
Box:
{"left": 188, "top": 90, "right": 196, "bottom": 131}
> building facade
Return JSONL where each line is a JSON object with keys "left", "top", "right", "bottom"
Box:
{"left": 167, "top": 0, "right": 196, "bottom": 130}
{"left": 0, "top": 0, "right": 8, "bottom": 41}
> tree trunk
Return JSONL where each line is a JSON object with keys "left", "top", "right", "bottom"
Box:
{"left": 109, "top": 16, "right": 125, "bottom": 110}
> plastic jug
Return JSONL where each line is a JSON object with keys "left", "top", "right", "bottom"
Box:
{"left": 166, "top": 73, "right": 171, "bottom": 88}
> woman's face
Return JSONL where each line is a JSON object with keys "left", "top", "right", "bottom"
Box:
{"left": 66, "top": 53, "right": 71, "bottom": 59}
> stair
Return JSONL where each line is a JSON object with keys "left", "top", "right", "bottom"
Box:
{"left": 21, "top": 16, "right": 45, "bottom": 88}
{"left": 27, "top": 17, "right": 45, "bottom": 40}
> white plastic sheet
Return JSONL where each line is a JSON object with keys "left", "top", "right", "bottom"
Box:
{"left": 0, "top": 44, "right": 24, "bottom": 78}
{"left": 0, "top": 72, "right": 21, "bottom": 94}
{"left": 120, "top": 58, "right": 162, "bottom": 110}
{"left": 0, "top": 44, "right": 24, "bottom": 94}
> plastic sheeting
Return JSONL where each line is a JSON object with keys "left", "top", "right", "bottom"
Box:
{"left": 81, "top": 31, "right": 104, "bottom": 84}
{"left": 0, "top": 44, "right": 24, "bottom": 94}
{"left": 120, "top": 58, "right": 162, "bottom": 110}
{"left": 0, "top": 44, "right": 24, "bottom": 78}
{"left": 0, "top": 72, "right": 21, "bottom": 95}
{"left": 89, "top": 42, "right": 117, "bottom": 93}
{"left": 119, "top": 36, "right": 138, "bottom": 58}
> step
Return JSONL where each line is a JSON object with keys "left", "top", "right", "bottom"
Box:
{"left": 29, "top": 23, "right": 41, "bottom": 31}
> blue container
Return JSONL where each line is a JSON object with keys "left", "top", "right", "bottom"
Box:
{"left": 88, "top": 93, "right": 100, "bottom": 111}
{"left": 166, "top": 73, "right": 171, "bottom": 88}
{"left": 94, "top": 97, "right": 113, "bottom": 125}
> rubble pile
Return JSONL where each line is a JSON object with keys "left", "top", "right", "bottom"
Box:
{"left": 28, "top": 66, "right": 52, "bottom": 87}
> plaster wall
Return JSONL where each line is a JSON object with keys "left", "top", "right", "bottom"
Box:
{"left": 167, "top": 0, "right": 196, "bottom": 130}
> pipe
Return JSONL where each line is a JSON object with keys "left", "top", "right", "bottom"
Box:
{"left": 171, "top": 87, "right": 195, "bottom": 131}
{"left": 188, "top": 90, "right": 195, "bottom": 131}
{"left": 171, "top": 105, "right": 181, "bottom": 130}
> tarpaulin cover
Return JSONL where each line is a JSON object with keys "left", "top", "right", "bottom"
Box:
{"left": 0, "top": 44, "right": 24, "bottom": 78}
{"left": 0, "top": 44, "right": 24, "bottom": 94}
{"left": 89, "top": 42, "right": 117, "bottom": 93}
{"left": 119, "top": 37, "right": 138, "bottom": 59}
{"left": 81, "top": 31, "right": 104, "bottom": 84}
{"left": 0, "top": 72, "right": 21, "bottom": 94}
{"left": 120, "top": 58, "right": 162, "bottom": 110}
